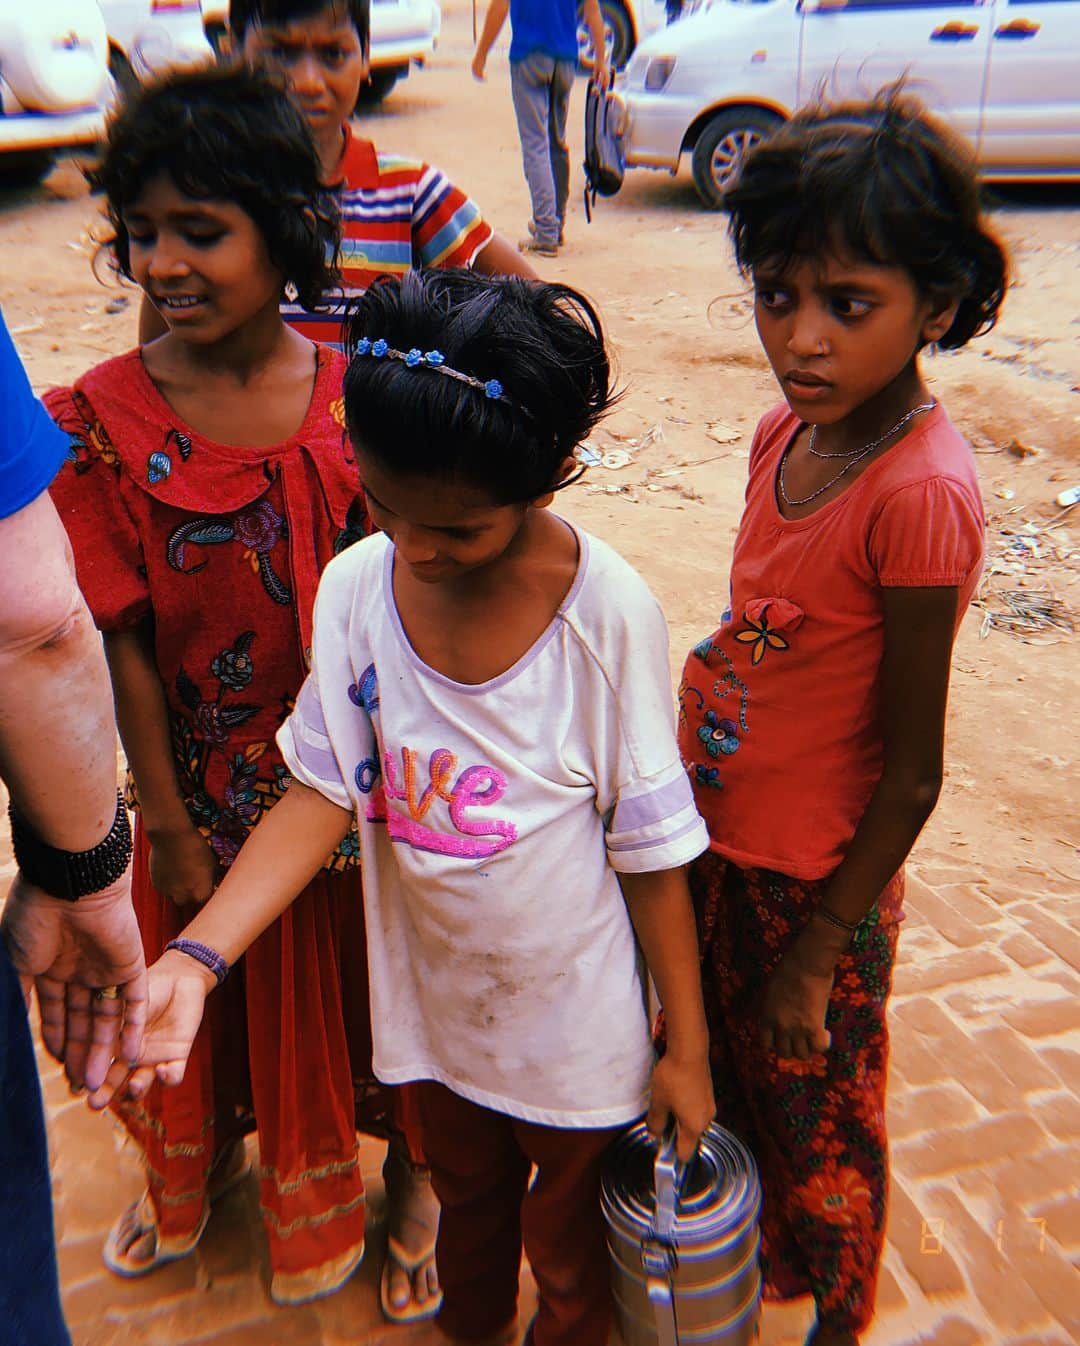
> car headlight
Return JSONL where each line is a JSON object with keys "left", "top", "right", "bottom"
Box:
{"left": 644, "top": 57, "right": 677, "bottom": 92}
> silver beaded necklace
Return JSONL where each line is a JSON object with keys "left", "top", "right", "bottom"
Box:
{"left": 779, "top": 400, "right": 936, "bottom": 507}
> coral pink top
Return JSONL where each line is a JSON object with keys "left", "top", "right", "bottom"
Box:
{"left": 678, "top": 402, "right": 985, "bottom": 889}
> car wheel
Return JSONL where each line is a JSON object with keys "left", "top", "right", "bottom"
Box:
{"left": 691, "top": 108, "right": 782, "bottom": 209}
{"left": 0, "top": 150, "right": 56, "bottom": 189}
{"left": 578, "top": 1, "right": 634, "bottom": 72}
{"left": 355, "top": 68, "right": 401, "bottom": 108}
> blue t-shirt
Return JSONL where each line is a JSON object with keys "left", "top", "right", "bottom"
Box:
{"left": 509, "top": 0, "right": 579, "bottom": 63}
{"left": 0, "top": 307, "right": 67, "bottom": 520}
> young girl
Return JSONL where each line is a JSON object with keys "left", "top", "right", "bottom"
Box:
{"left": 675, "top": 90, "right": 1007, "bottom": 1344}
{"left": 46, "top": 65, "right": 396, "bottom": 1307}
{"left": 93, "top": 269, "right": 717, "bottom": 1346}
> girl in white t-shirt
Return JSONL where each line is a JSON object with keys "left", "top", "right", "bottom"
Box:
{"left": 94, "top": 270, "right": 715, "bottom": 1346}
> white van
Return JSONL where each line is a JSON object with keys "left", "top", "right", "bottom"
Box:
{"left": 620, "top": 0, "right": 1080, "bottom": 205}
{"left": 0, "top": 0, "right": 111, "bottom": 186}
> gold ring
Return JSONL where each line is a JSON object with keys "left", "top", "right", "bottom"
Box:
{"left": 93, "top": 985, "right": 121, "bottom": 1001}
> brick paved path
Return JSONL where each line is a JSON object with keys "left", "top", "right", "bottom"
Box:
{"left": 14, "top": 854, "right": 1080, "bottom": 1345}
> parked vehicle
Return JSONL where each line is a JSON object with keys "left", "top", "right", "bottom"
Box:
{"left": 619, "top": 0, "right": 1080, "bottom": 206}
{"left": 0, "top": 0, "right": 111, "bottom": 186}
{"left": 198, "top": 0, "right": 441, "bottom": 105}
{"left": 99, "top": 0, "right": 214, "bottom": 90}
{"left": 578, "top": 0, "right": 668, "bottom": 70}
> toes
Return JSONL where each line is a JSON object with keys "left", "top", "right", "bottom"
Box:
{"left": 387, "top": 1261, "right": 413, "bottom": 1311}
{"left": 422, "top": 1260, "right": 440, "bottom": 1301}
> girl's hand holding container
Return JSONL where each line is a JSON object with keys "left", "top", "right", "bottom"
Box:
{"left": 646, "top": 1048, "right": 716, "bottom": 1165}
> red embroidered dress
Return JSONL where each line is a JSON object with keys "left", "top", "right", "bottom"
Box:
{"left": 46, "top": 346, "right": 373, "bottom": 1296}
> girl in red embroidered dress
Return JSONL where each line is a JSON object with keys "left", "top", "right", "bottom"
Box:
{"left": 46, "top": 67, "right": 426, "bottom": 1309}
{"left": 677, "top": 91, "right": 1008, "bottom": 1345}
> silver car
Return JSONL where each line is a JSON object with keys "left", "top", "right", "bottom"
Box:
{"left": 620, "top": 0, "right": 1080, "bottom": 206}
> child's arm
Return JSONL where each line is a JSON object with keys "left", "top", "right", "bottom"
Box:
{"left": 761, "top": 585, "right": 961, "bottom": 1060}
{"left": 88, "top": 779, "right": 353, "bottom": 1109}
{"left": 621, "top": 867, "right": 715, "bottom": 1162}
{"left": 104, "top": 623, "right": 218, "bottom": 906}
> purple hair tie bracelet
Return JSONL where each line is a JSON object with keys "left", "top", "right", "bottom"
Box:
{"left": 164, "top": 938, "right": 230, "bottom": 987}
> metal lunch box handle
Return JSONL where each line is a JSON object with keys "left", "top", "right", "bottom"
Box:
{"left": 642, "top": 1125, "right": 687, "bottom": 1346}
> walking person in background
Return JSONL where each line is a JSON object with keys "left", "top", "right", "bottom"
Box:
{"left": 0, "top": 305, "right": 146, "bottom": 1346}
{"left": 472, "top": 0, "right": 609, "bottom": 257}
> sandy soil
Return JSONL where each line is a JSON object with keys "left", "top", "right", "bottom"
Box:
{"left": 2, "top": 1, "right": 1076, "bottom": 895}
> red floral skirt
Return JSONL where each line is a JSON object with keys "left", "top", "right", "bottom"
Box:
{"left": 689, "top": 852, "right": 902, "bottom": 1335}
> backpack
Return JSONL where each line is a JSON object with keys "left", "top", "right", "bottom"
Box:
{"left": 583, "top": 80, "right": 626, "bottom": 221}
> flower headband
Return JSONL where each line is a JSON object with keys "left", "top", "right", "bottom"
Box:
{"left": 353, "top": 338, "right": 509, "bottom": 404}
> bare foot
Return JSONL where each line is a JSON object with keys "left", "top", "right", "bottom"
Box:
{"left": 381, "top": 1137, "right": 442, "bottom": 1321}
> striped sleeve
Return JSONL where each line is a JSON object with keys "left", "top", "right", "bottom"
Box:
{"left": 606, "top": 762, "right": 708, "bottom": 875}
{"left": 277, "top": 672, "right": 352, "bottom": 812}
{"left": 411, "top": 165, "right": 494, "bottom": 270}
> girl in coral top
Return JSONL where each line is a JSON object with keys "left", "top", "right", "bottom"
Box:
{"left": 676, "top": 90, "right": 1007, "bottom": 1345}
{"left": 46, "top": 66, "right": 427, "bottom": 1310}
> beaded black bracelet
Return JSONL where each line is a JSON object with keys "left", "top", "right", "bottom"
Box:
{"left": 814, "top": 906, "right": 861, "bottom": 936}
{"left": 164, "top": 938, "right": 230, "bottom": 987}
{"left": 9, "top": 791, "right": 132, "bottom": 903}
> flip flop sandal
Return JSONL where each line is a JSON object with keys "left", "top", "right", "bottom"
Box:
{"left": 103, "top": 1191, "right": 209, "bottom": 1277}
{"left": 102, "top": 1140, "right": 251, "bottom": 1278}
{"left": 379, "top": 1234, "right": 444, "bottom": 1324}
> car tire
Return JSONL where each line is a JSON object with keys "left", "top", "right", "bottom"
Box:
{"left": 0, "top": 150, "right": 56, "bottom": 189}
{"left": 578, "top": 1, "right": 634, "bottom": 72}
{"left": 355, "top": 68, "right": 401, "bottom": 108}
{"left": 691, "top": 107, "right": 782, "bottom": 209}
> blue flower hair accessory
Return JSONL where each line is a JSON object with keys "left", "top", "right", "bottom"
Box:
{"left": 352, "top": 339, "right": 512, "bottom": 403}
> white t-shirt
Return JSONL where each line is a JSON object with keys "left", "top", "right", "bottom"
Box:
{"left": 278, "top": 523, "right": 708, "bottom": 1128}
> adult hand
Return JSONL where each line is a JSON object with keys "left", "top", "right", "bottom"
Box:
{"left": 1, "top": 868, "right": 147, "bottom": 1092}
{"left": 759, "top": 925, "right": 842, "bottom": 1060}
{"left": 148, "top": 820, "right": 218, "bottom": 907}
{"left": 646, "top": 1049, "right": 715, "bottom": 1163}
{"left": 87, "top": 947, "right": 216, "bottom": 1110}
{"left": 471, "top": 51, "right": 487, "bottom": 81}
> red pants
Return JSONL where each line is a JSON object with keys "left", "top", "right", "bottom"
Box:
{"left": 416, "top": 1083, "right": 620, "bottom": 1346}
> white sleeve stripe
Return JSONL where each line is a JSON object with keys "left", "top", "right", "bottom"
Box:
{"left": 607, "top": 812, "right": 703, "bottom": 854}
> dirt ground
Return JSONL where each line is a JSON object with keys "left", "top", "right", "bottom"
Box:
{"left": 1, "top": 3, "right": 1077, "bottom": 1343}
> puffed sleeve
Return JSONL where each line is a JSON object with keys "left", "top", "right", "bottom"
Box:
{"left": 411, "top": 163, "right": 495, "bottom": 270}
{"left": 44, "top": 387, "right": 152, "bottom": 630}
{"left": 867, "top": 476, "right": 985, "bottom": 587}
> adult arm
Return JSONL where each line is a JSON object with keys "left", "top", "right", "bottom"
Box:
{"left": 103, "top": 623, "right": 218, "bottom": 906}
{"left": 760, "top": 584, "right": 961, "bottom": 1059}
{"left": 582, "top": 0, "right": 611, "bottom": 87}
{"left": 0, "top": 490, "right": 147, "bottom": 1087}
{"left": 471, "top": 0, "right": 509, "bottom": 80}
{"left": 621, "top": 867, "right": 715, "bottom": 1161}
{"left": 88, "top": 779, "right": 353, "bottom": 1107}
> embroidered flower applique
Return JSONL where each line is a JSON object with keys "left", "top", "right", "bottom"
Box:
{"left": 697, "top": 710, "right": 740, "bottom": 759}
{"left": 734, "top": 597, "right": 804, "bottom": 666}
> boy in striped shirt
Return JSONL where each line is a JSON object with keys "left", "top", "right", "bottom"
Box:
{"left": 140, "top": 0, "right": 535, "bottom": 349}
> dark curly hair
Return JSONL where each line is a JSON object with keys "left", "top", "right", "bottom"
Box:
{"left": 230, "top": 0, "right": 370, "bottom": 58}
{"left": 724, "top": 85, "right": 1008, "bottom": 349}
{"left": 91, "top": 64, "right": 339, "bottom": 312}
{"left": 344, "top": 270, "right": 616, "bottom": 505}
